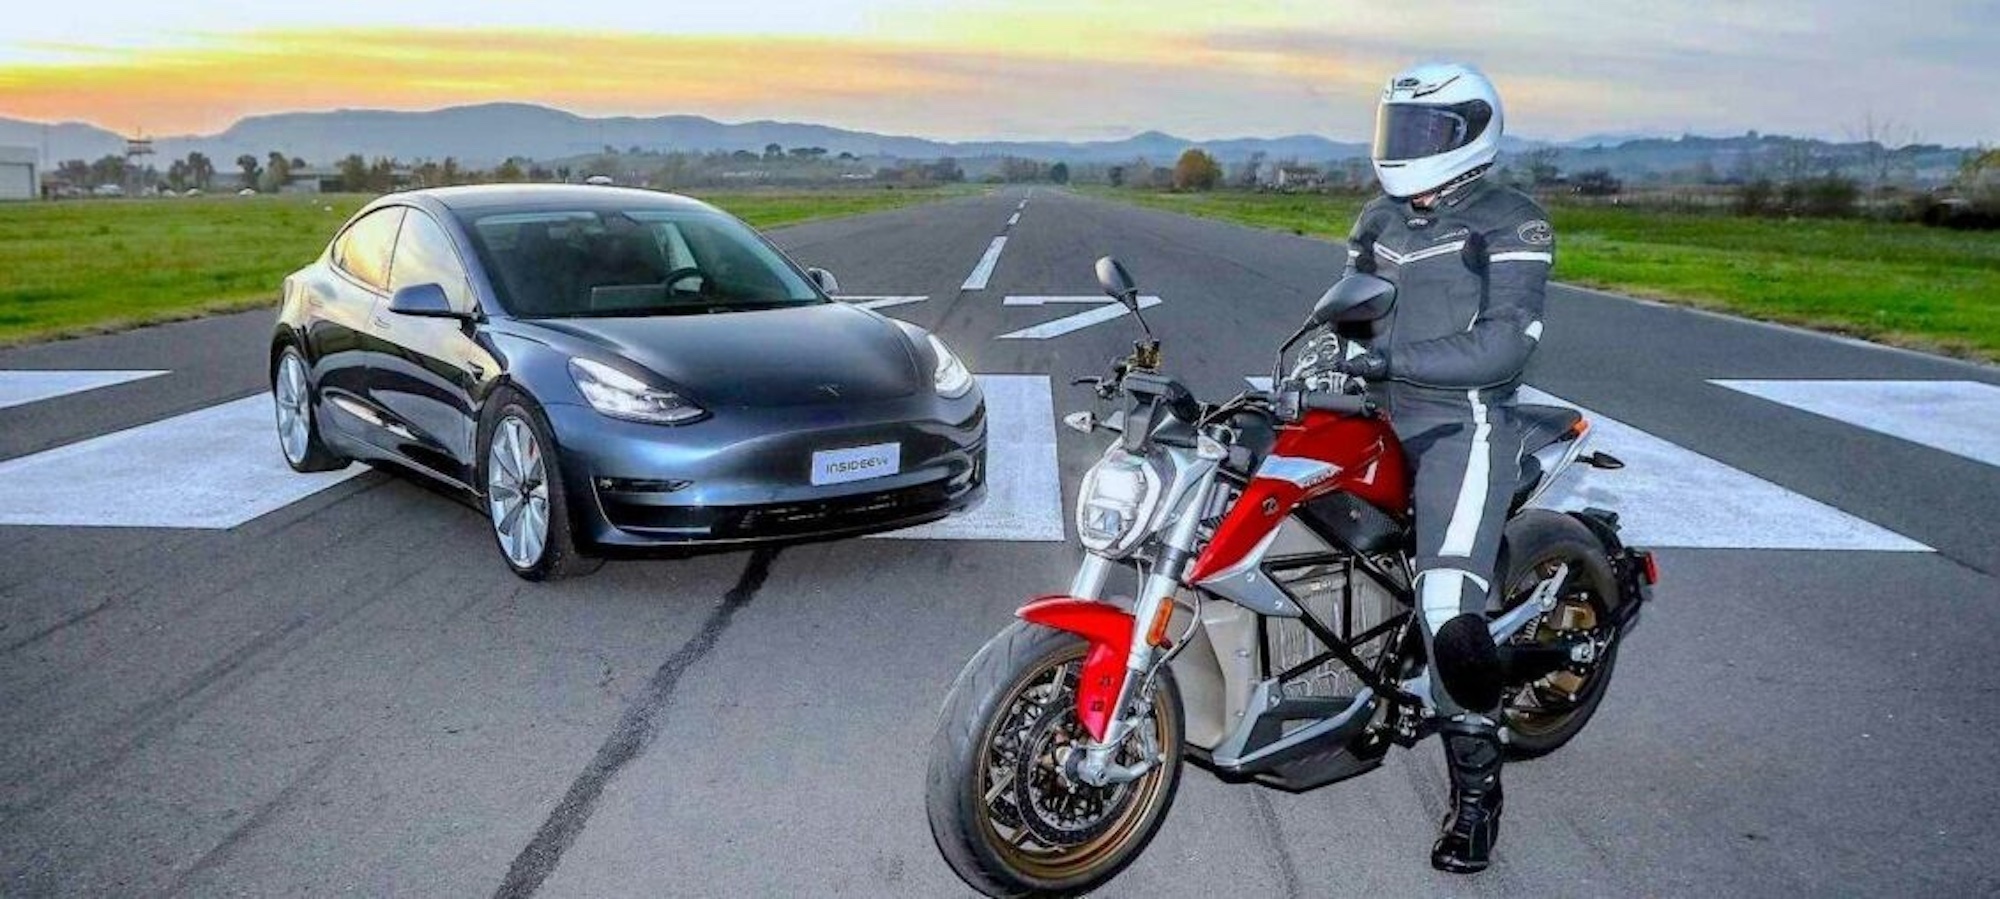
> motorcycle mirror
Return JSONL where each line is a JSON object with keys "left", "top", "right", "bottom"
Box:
{"left": 1310, "top": 272, "right": 1397, "bottom": 327}
{"left": 1094, "top": 256, "right": 1140, "bottom": 310}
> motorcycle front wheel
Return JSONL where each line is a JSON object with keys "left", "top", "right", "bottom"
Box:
{"left": 926, "top": 620, "right": 1184, "bottom": 898}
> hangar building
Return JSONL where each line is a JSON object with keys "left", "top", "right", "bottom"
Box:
{"left": 0, "top": 146, "right": 37, "bottom": 200}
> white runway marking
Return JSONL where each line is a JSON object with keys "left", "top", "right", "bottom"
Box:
{"left": 845, "top": 295, "right": 928, "bottom": 311}
{"left": 1710, "top": 379, "right": 2000, "bottom": 469}
{"left": 998, "top": 295, "right": 1164, "bottom": 340}
{"left": 0, "top": 394, "right": 364, "bottom": 528}
{"left": 1241, "top": 377, "right": 1927, "bottom": 551}
{"left": 0, "top": 370, "right": 167, "bottom": 411}
{"left": 1518, "top": 387, "right": 1928, "bottom": 551}
{"left": 876, "top": 375, "right": 1064, "bottom": 542}
{"left": 962, "top": 236, "right": 1008, "bottom": 290}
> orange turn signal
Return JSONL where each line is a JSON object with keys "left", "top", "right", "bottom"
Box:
{"left": 1145, "top": 599, "right": 1177, "bottom": 647}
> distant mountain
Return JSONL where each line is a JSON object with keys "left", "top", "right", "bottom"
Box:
{"left": 0, "top": 119, "right": 127, "bottom": 164}
{"left": 0, "top": 103, "right": 1368, "bottom": 167}
{"left": 0, "top": 103, "right": 1975, "bottom": 186}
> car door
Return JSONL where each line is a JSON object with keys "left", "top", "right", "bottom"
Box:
{"left": 368, "top": 207, "right": 496, "bottom": 486}
{"left": 311, "top": 206, "right": 405, "bottom": 446}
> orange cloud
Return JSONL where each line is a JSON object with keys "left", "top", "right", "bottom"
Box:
{"left": 0, "top": 30, "right": 982, "bottom": 135}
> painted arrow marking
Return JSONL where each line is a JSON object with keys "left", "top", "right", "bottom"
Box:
{"left": 998, "top": 295, "right": 1163, "bottom": 340}
{"left": 844, "top": 295, "right": 928, "bottom": 311}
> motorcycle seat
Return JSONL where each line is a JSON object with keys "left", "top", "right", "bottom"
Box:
{"left": 1508, "top": 404, "right": 1583, "bottom": 513}
{"left": 1513, "top": 403, "right": 1583, "bottom": 455}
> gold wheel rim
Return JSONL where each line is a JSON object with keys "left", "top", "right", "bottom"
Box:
{"left": 975, "top": 645, "right": 1175, "bottom": 883}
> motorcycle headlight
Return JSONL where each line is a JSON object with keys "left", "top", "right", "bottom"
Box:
{"left": 928, "top": 334, "right": 974, "bottom": 398}
{"left": 1075, "top": 446, "right": 1165, "bottom": 558}
{"left": 568, "top": 358, "right": 706, "bottom": 425}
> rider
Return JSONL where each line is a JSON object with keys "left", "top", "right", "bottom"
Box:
{"left": 1326, "top": 62, "right": 1554, "bottom": 874}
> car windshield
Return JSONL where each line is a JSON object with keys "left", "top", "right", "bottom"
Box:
{"left": 460, "top": 207, "right": 823, "bottom": 318}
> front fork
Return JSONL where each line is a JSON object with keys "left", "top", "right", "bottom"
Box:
{"left": 1058, "top": 471, "right": 1217, "bottom": 787}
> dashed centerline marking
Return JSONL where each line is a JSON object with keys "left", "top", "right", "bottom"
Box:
{"left": 0, "top": 370, "right": 168, "bottom": 411}
{"left": 1006, "top": 212, "right": 1020, "bottom": 227}
{"left": 961, "top": 236, "right": 1008, "bottom": 290}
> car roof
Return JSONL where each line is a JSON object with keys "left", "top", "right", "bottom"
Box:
{"left": 396, "top": 183, "right": 720, "bottom": 215}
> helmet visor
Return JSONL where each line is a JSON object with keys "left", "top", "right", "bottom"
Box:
{"left": 1373, "top": 100, "right": 1493, "bottom": 161}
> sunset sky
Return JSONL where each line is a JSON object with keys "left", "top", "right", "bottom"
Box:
{"left": 2, "top": 0, "right": 1995, "bottom": 145}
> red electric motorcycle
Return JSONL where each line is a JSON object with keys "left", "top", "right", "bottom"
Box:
{"left": 925, "top": 258, "right": 1656, "bottom": 897}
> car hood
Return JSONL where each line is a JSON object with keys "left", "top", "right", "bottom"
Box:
{"left": 526, "top": 302, "right": 924, "bottom": 407}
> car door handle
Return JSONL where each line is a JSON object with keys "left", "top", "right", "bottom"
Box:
{"left": 371, "top": 316, "right": 391, "bottom": 330}
{"left": 466, "top": 359, "right": 486, "bottom": 378}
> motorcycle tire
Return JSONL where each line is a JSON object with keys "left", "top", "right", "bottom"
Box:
{"left": 1494, "top": 509, "right": 1627, "bottom": 761}
{"left": 926, "top": 620, "right": 1184, "bottom": 898}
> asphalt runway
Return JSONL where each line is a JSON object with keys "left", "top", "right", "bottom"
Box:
{"left": 3, "top": 188, "right": 1997, "bottom": 896}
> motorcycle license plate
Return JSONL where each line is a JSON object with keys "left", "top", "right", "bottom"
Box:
{"left": 811, "top": 442, "right": 901, "bottom": 486}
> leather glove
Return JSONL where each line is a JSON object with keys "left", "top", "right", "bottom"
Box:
{"left": 1332, "top": 351, "right": 1390, "bottom": 380}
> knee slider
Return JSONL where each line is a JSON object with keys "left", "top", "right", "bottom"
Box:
{"left": 1434, "top": 613, "right": 1502, "bottom": 712}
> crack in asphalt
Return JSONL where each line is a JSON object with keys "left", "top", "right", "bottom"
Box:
{"left": 492, "top": 547, "right": 780, "bottom": 899}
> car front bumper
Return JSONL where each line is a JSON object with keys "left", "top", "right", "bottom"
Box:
{"left": 542, "top": 390, "right": 987, "bottom": 549}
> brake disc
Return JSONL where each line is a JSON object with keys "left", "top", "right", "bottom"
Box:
{"left": 1011, "top": 703, "right": 1134, "bottom": 848}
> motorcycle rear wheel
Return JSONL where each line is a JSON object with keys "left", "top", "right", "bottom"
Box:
{"left": 1494, "top": 510, "right": 1627, "bottom": 760}
{"left": 926, "top": 620, "right": 1184, "bottom": 898}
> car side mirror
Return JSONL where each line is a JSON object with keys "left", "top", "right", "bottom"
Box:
{"left": 1094, "top": 256, "right": 1139, "bottom": 310}
{"left": 1309, "top": 273, "right": 1397, "bottom": 327}
{"left": 807, "top": 267, "right": 841, "bottom": 295}
{"left": 387, "top": 283, "right": 464, "bottom": 319}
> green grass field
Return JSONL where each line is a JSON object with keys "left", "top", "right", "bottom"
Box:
{"left": 0, "top": 187, "right": 963, "bottom": 347}
{"left": 1088, "top": 187, "right": 2000, "bottom": 362}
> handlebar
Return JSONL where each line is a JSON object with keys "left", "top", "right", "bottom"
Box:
{"left": 1302, "top": 391, "right": 1377, "bottom": 417}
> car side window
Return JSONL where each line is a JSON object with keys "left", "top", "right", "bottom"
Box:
{"left": 389, "top": 210, "right": 476, "bottom": 313}
{"left": 333, "top": 207, "right": 406, "bottom": 292}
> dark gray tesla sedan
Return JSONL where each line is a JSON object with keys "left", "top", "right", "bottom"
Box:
{"left": 270, "top": 184, "right": 985, "bottom": 579}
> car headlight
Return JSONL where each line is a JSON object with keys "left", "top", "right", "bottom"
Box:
{"left": 928, "top": 334, "right": 973, "bottom": 398}
{"left": 1075, "top": 445, "right": 1165, "bottom": 558}
{"left": 568, "top": 358, "right": 706, "bottom": 424}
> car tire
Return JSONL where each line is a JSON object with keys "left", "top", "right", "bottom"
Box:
{"left": 272, "top": 345, "right": 348, "bottom": 473}
{"left": 479, "top": 388, "right": 600, "bottom": 581}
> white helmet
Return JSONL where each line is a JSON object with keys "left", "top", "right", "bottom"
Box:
{"left": 1370, "top": 62, "right": 1504, "bottom": 199}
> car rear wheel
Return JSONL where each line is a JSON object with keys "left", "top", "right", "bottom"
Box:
{"left": 482, "top": 390, "right": 598, "bottom": 581}
{"left": 272, "top": 347, "right": 347, "bottom": 473}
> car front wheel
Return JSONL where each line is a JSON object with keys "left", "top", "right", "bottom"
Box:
{"left": 482, "top": 390, "right": 597, "bottom": 581}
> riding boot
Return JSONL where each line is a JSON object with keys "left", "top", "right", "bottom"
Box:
{"left": 1431, "top": 715, "right": 1504, "bottom": 874}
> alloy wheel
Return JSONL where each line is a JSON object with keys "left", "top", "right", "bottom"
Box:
{"left": 274, "top": 354, "right": 312, "bottom": 465}
{"left": 487, "top": 415, "right": 550, "bottom": 569}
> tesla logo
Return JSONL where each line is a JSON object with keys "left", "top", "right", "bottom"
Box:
{"left": 1262, "top": 497, "right": 1280, "bottom": 516}
{"left": 817, "top": 383, "right": 842, "bottom": 398}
